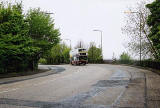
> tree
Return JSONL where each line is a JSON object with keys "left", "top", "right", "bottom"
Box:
{"left": 119, "top": 52, "right": 132, "bottom": 64}
{"left": 0, "top": 3, "right": 40, "bottom": 73}
{"left": 61, "top": 43, "right": 70, "bottom": 63}
{"left": 26, "top": 8, "right": 60, "bottom": 57}
{"left": 88, "top": 42, "right": 102, "bottom": 63}
{"left": 146, "top": 0, "right": 160, "bottom": 60}
{"left": 122, "top": 0, "right": 158, "bottom": 59}
{"left": 44, "top": 43, "right": 70, "bottom": 64}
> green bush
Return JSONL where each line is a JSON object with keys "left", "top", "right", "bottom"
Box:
{"left": 119, "top": 52, "right": 132, "bottom": 64}
{"left": 44, "top": 43, "right": 70, "bottom": 64}
{"left": 88, "top": 42, "right": 103, "bottom": 63}
{"left": 117, "top": 58, "right": 160, "bottom": 70}
{"left": 39, "top": 58, "right": 47, "bottom": 64}
{"left": 138, "top": 59, "right": 160, "bottom": 70}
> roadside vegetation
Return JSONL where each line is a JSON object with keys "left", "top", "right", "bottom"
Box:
{"left": 118, "top": 52, "right": 132, "bottom": 64}
{"left": 88, "top": 42, "right": 103, "bottom": 63}
{"left": 43, "top": 43, "right": 70, "bottom": 65}
{"left": 0, "top": 2, "right": 60, "bottom": 73}
{"left": 119, "top": 0, "right": 160, "bottom": 70}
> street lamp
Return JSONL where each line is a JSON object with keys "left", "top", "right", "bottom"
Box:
{"left": 124, "top": 11, "right": 142, "bottom": 64}
{"left": 45, "top": 12, "right": 54, "bottom": 15}
{"left": 93, "top": 29, "right": 103, "bottom": 56}
{"left": 64, "top": 39, "right": 72, "bottom": 49}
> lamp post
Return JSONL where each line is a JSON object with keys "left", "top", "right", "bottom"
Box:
{"left": 45, "top": 12, "right": 54, "bottom": 15}
{"left": 124, "top": 11, "right": 142, "bottom": 64}
{"left": 93, "top": 29, "right": 103, "bottom": 56}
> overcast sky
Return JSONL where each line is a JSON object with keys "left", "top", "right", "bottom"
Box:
{"left": 3, "top": 0, "right": 151, "bottom": 59}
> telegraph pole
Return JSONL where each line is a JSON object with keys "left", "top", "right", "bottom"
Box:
{"left": 140, "top": 13, "right": 142, "bottom": 64}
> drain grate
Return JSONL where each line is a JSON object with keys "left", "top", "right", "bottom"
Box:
{"left": 93, "top": 80, "right": 129, "bottom": 87}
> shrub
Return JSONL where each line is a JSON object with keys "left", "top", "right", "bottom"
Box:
{"left": 39, "top": 58, "right": 47, "bottom": 64}
{"left": 119, "top": 52, "right": 132, "bottom": 64}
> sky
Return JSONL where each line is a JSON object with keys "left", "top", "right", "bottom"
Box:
{"left": 2, "top": 0, "right": 150, "bottom": 59}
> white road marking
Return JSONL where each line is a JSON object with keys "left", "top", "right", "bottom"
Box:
{"left": 0, "top": 88, "right": 20, "bottom": 94}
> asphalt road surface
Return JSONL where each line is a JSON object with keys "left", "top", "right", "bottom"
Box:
{"left": 0, "top": 64, "right": 155, "bottom": 108}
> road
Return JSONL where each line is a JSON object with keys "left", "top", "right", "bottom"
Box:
{"left": 0, "top": 64, "right": 159, "bottom": 108}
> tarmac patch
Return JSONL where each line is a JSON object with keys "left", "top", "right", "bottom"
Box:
{"left": 93, "top": 80, "right": 129, "bottom": 87}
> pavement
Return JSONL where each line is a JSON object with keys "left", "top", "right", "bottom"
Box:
{"left": 0, "top": 64, "right": 159, "bottom": 108}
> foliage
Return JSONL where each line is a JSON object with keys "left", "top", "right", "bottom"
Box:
{"left": 88, "top": 42, "right": 102, "bottom": 63}
{"left": 26, "top": 8, "right": 60, "bottom": 57}
{"left": 139, "top": 59, "right": 160, "bottom": 69}
{"left": 39, "top": 58, "right": 47, "bottom": 64}
{"left": 119, "top": 52, "right": 132, "bottom": 64}
{"left": 61, "top": 44, "right": 71, "bottom": 63}
{"left": 122, "top": 0, "right": 157, "bottom": 59}
{"left": 0, "top": 3, "right": 40, "bottom": 73}
{"left": 0, "top": 2, "right": 60, "bottom": 73}
{"left": 146, "top": 0, "right": 160, "bottom": 60}
{"left": 44, "top": 43, "right": 70, "bottom": 64}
